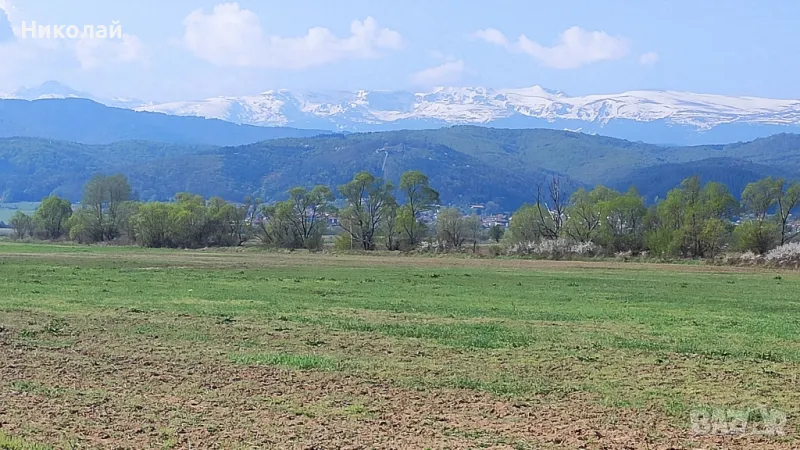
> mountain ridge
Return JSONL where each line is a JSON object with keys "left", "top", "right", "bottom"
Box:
{"left": 3, "top": 127, "right": 800, "bottom": 207}
{"left": 5, "top": 82, "right": 800, "bottom": 145}
{"left": 0, "top": 98, "right": 328, "bottom": 145}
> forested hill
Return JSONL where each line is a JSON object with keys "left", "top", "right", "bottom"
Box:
{"left": 0, "top": 99, "right": 327, "bottom": 146}
{"left": 3, "top": 127, "right": 800, "bottom": 208}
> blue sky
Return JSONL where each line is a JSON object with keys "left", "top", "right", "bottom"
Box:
{"left": 0, "top": 0, "right": 797, "bottom": 101}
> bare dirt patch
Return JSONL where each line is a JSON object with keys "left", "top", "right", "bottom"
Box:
{"left": 0, "top": 324, "right": 794, "bottom": 449}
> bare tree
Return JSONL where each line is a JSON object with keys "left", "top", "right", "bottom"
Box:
{"left": 535, "top": 176, "right": 567, "bottom": 239}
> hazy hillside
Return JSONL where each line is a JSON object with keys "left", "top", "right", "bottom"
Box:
{"left": 0, "top": 138, "right": 214, "bottom": 201}
{"left": 0, "top": 99, "right": 327, "bottom": 145}
{"left": 610, "top": 157, "right": 798, "bottom": 203}
{"left": 2, "top": 128, "right": 800, "bottom": 208}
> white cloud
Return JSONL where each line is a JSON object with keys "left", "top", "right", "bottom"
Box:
{"left": 0, "top": 0, "right": 147, "bottom": 76}
{"left": 183, "top": 2, "right": 404, "bottom": 69}
{"left": 0, "top": 0, "right": 18, "bottom": 40}
{"left": 0, "top": 0, "right": 16, "bottom": 21}
{"left": 410, "top": 59, "right": 465, "bottom": 86}
{"left": 472, "top": 26, "right": 630, "bottom": 69}
{"left": 471, "top": 28, "right": 508, "bottom": 47}
{"left": 639, "top": 51, "right": 659, "bottom": 66}
{"left": 75, "top": 34, "right": 149, "bottom": 70}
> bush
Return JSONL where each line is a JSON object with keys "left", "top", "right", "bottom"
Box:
{"left": 733, "top": 220, "right": 779, "bottom": 255}
{"left": 486, "top": 244, "right": 504, "bottom": 257}
{"left": 417, "top": 240, "right": 450, "bottom": 253}
{"left": 764, "top": 242, "right": 800, "bottom": 268}
{"left": 507, "top": 239, "right": 600, "bottom": 259}
{"left": 718, "top": 251, "right": 763, "bottom": 266}
{"left": 334, "top": 233, "right": 354, "bottom": 251}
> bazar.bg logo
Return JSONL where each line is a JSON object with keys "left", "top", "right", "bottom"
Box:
{"left": 19, "top": 21, "right": 122, "bottom": 39}
{"left": 691, "top": 406, "right": 787, "bottom": 436}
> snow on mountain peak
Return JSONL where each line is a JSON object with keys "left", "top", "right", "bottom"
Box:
{"left": 133, "top": 84, "right": 800, "bottom": 131}
{"left": 6, "top": 81, "right": 800, "bottom": 134}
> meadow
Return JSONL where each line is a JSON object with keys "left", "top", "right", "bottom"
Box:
{"left": 0, "top": 242, "right": 798, "bottom": 448}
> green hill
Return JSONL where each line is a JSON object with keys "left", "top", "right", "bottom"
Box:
{"left": 2, "top": 127, "right": 800, "bottom": 208}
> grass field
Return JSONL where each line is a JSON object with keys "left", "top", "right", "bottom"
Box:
{"left": 0, "top": 242, "right": 798, "bottom": 448}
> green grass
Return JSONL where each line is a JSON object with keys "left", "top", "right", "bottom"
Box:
{"left": 229, "top": 352, "right": 343, "bottom": 371}
{"left": 0, "top": 433, "right": 50, "bottom": 450}
{"left": 1, "top": 242, "right": 798, "bottom": 446}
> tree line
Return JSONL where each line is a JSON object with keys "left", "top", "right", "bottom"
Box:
{"left": 8, "top": 171, "right": 800, "bottom": 257}
{"left": 506, "top": 175, "right": 800, "bottom": 257}
{"left": 8, "top": 171, "right": 442, "bottom": 251}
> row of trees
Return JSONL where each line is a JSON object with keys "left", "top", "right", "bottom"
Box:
{"left": 10, "top": 171, "right": 442, "bottom": 251}
{"left": 9, "top": 171, "right": 800, "bottom": 257}
{"left": 506, "top": 176, "right": 800, "bottom": 257}
{"left": 260, "top": 171, "right": 440, "bottom": 251}
{"left": 11, "top": 174, "right": 138, "bottom": 243}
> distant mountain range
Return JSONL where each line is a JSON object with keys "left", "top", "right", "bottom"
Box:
{"left": 3, "top": 126, "right": 800, "bottom": 208}
{"left": 0, "top": 80, "right": 146, "bottom": 109}
{"left": 3, "top": 83, "right": 800, "bottom": 208}
{"left": 5, "top": 81, "right": 800, "bottom": 145}
{"left": 0, "top": 97, "right": 327, "bottom": 146}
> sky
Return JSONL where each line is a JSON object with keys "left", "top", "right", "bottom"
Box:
{"left": 0, "top": 0, "right": 798, "bottom": 102}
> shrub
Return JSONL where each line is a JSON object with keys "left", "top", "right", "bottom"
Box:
{"left": 733, "top": 220, "right": 779, "bottom": 255}
{"left": 507, "top": 239, "right": 600, "bottom": 259}
{"left": 720, "top": 251, "right": 763, "bottom": 266}
{"left": 764, "top": 242, "right": 800, "bottom": 268}
{"left": 334, "top": 233, "right": 354, "bottom": 251}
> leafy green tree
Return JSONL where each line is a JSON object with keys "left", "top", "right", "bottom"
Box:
{"left": 674, "top": 176, "right": 706, "bottom": 257}
{"left": 563, "top": 186, "right": 617, "bottom": 243}
{"left": 170, "top": 193, "right": 210, "bottom": 248}
{"left": 508, "top": 204, "right": 552, "bottom": 243}
{"left": 646, "top": 177, "right": 736, "bottom": 257}
{"left": 82, "top": 174, "right": 132, "bottom": 241}
{"left": 66, "top": 209, "right": 96, "bottom": 244}
{"left": 205, "top": 197, "right": 253, "bottom": 247}
{"left": 337, "top": 172, "right": 395, "bottom": 250}
{"left": 399, "top": 170, "right": 440, "bottom": 247}
{"left": 117, "top": 201, "right": 141, "bottom": 242}
{"left": 597, "top": 187, "right": 647, "bottom": 253}
{"left": 382, "top": 197, "right": 401, "bottom": 250}
{"left": 436, "top": 208, "right": 469, "bottom": 249}
{"left": 465, "top": 215, "right": 483, "bottom": 252}
{"left": 9, "top": 211, "right": 34, "bottom": 239}
{"left": 34, "top": 195, "right": 72, "bottom": 239}
{"left": 255, "top": 187, "right": 333, "bottom": 250}
{"left": 739, "top": 177, "right": 789, "bottom": 253}
{"left": 488, "top": 224, "right": 505, "bottom": 243}
{"left": 701, "top": 217, "right": 729, "bottom": 258}
{"left": 734, "top": 219, "right": 779, "bottom": 254}
{"left": 774, "top": 180, "right": 800, "bottom": 245}
{"left": 741, "top": 177, "right": 779, "bottom": 221}
{"left": 286, "top": 186, "right": 335, "bottom": 250}
{"left": 258, "top": 202, "right": 298, "bottom": 248}
{"left": 133, "top": 203, "right": 174, "bottom": 248}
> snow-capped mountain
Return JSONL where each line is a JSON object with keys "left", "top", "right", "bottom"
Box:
{"left": 5, "top": 82, "right": 800, "bottom": 144}
{"left": 3, "top": 81, "right": 149, "bottom": 109}
{"left": 135, "top": 85, "right": 800, "bottom": 129}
